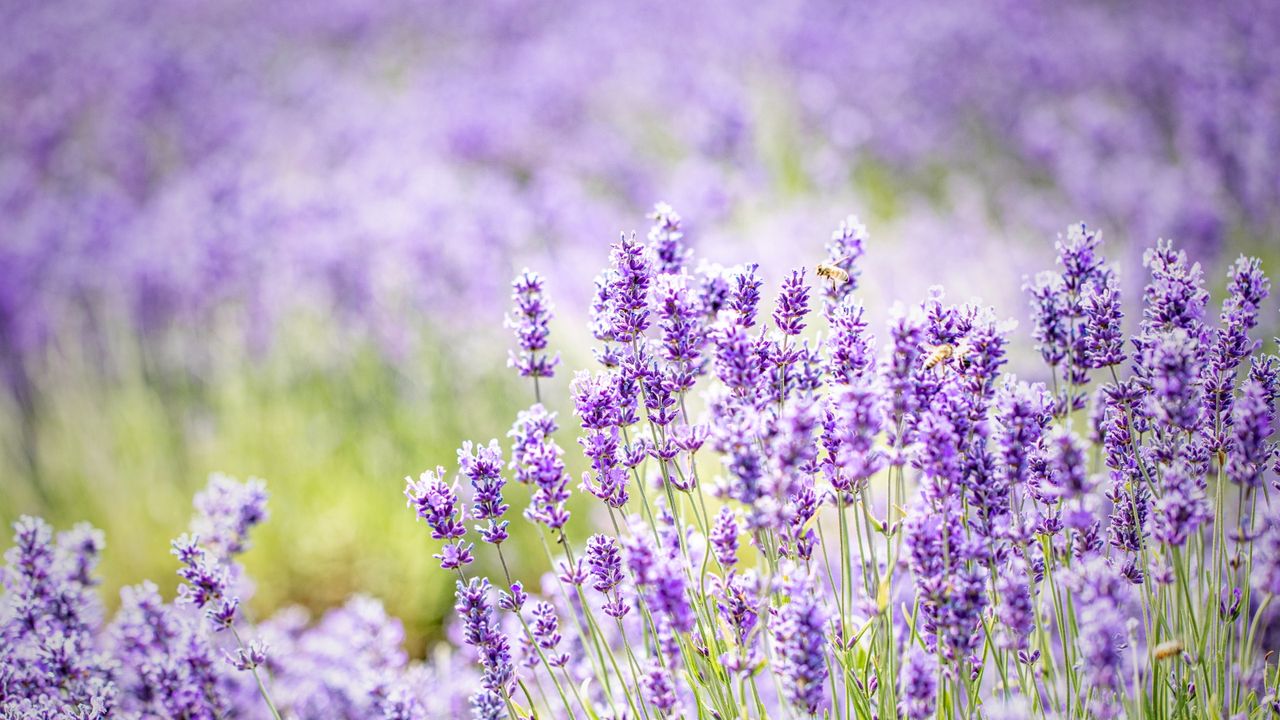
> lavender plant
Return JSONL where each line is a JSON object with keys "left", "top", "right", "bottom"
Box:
{"left": 2, "top": 207, "right": 1278, "bottom": 719}
{"left": 408, "top": 208, "right": 1278, "bottom": 719}
{"left": 1, "top": 473, "right": 454, "bottom": 719}
{"left": 5, "top": 0, "right": 1280, "bottom": 393}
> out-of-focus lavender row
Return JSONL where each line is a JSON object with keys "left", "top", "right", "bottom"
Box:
{"left": 4, "top": 0, "right": 1278, "bottom": 376}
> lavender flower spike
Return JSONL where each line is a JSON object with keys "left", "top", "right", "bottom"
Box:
{"left": 455, "top": 577, "right": 515, "bottom": 719}
{"left": 773, "top": 567, "right": 829, "bottom": 715}
{"left": 648, "top": 202, "right": 690, "bottom": 275}
{"left": 505, "top": 268, "right": 560, "bottom": 380}
{"left": 192, "top": 472, "right": 268, "bottom": 559}
{"left": 773, "top": 268, "right": 811, "bottom": 337}
{"left": 405, "top": 466, "right": 473, "bottom": 569}
{"left": 899, "top": 646, "right": 938, "bottom": 720}
{"left": 458, "top": 440, "right": 510, "bottom": 545}
{"left": 822, "top": 214, "right": 867, "bottom": 304}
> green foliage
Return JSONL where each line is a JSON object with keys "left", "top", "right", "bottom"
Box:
{"left": 0, "top": 313, "right": 584, "bottom": 654}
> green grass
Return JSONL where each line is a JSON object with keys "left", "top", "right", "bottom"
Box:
{"left": 0, "top": 310, "right": 589, "bottom": 655}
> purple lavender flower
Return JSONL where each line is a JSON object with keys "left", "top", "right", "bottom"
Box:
{"left": 571, "top": 372, "right": 629, "bottom": 508}
{"left": 434, "top": 542, "right": 477, "bottom": 572}
{"left": 641, "top": 661, "right": 679, "bottom": 714}
{"left": 693, "top": 263, "right": 733, "bottom": 320}
{"left": 905, "top": 490, "right": 986, "bottom": 661}
{"left": 585, "top": 534, "right": 624, "bottom": 595}
{"left": 1201, "top": 257, "right": 1271, "bottom": 451}
{"left": 649, "top": 557, "right": 694, "bottom": 636}
{"left": 1252, "top": 511, "right": 1280, "bottom": 597}
{"left": 957, "top": 312, "right": 1010, "bottom": 404}
{"left": 382, "top": 688, "right": 427, "bottom": 720}
{"left": 1227, "top": 369, "right": 1278, "bottom": 488}
{"left": 191, "top": 473, "right": 268, "bottom": 559}
{"left": 1071, "top": 558, "right": 1133, "bottom": 716}
{"left": 458, "top": 440, "right": 510, "bottom": 545}
{"left": 469, "top": 689, "right": 505, "bottom": 720}
{"left": 1141, "top": 328, "right": 1203, "bottom": 433}
{"left": 648, "top": 202, "right": 690, "bottom": 275}
{"left": 711, "top": 324, "right": 764, "bottom": 404}
{"left": 571, "top": 370, "right": 622, "bottom": 431}
{"left": 827, "top": 383, "right": 887, "bottom": 495}
{"left": 1152, "top": 458, "right": 1211, "bottom": 547}
{"left": 1141, "top": 239, "right": 1209, "bottom": 339}
{"left": 913, "top": 390, "right": 963, "bottom": 500}
{"left": 171, "top": 534, "right": 235, "bottom": 627}
{"left": 529, "top": 601, "right": 568, "bottom": 668}
{"left": 1222, "top": 257, "right": 1271, "bottom": 338}
{"left": 654, "top": 272, "right": 707, "bottom": 391}
{"left": 1024, "top": 224, "right": 1112, "bottom": 396}
{"left": 884, "top": 306, "right": 926, "bottom": 422}
{"left": 1056, "top": 223, "right": 1109, "bottom": 297}
{"left": 404, "top": 467, "right": 473, "bottom": 570}
{"left": 2, "top": 516, "right": 117, "bottom": 716}
{"left": 108, "top": 580, "right": 227, "bottom": 718}
{"left": 779, "top": 482, "right": 820, "bottom": 563}
{"left": 826, "top": 296, "right": 876, "bottom": 385}
{"left": 640, "top": 363, "right": 681, "bottom": 428}
{"left": 455, "top": 578, "right": 514, "bottom": 706}
{"left": 226, "top": 639, "right": 268, "bottom": 671}
{"left": 715, "top": 570, "right": 763, "bottom": 675}
{"left": 1083, "top": 275, "right": 1126, "bottom": 369}
{"left": 709, "top": 506, "right": 739, "bottom": 568}
{"left": 728, "top": 263, "right": 763, "bottom": 329}
{"left": 996, "top": 557, "right": 1035, "bottom": 653}
{"left": 505, "top": 269, "right": 560, "bottom": 380}
{"left": 773, "top": 268, "right": 811, "bottom": 337}
{"left": 604, "top": 232, "right": 653, "bottom": 344}
{"left": 498, "top": 581, "right": 528, "bottom": 613}
{"left": 822, "top": 215, "right": 867, "bottom": 304}
{"left": 898, "top": 646, "right": 938, "bottom": 720}
{"left": 589, "top": 269, "right": 622, "bottom": 362}
{"left": 1044, "top": 427, "right": 1090, "bottom": 500}
{"left": 994, "top": 380, "right": 1055, "bottom": 491}
{"left": 622, "top": 521, "right": 659, "bottom": 586}
{"left": 556, "top": 558, "right": 589, "bottom": 587}
{"left": 508, "top": 404, "right": 572, "bottom": 531}
{"left": 57, "top": 524, "right": 105, "bottom": 589}
{"left": 405, "top": 467, "right": 468, "bottom": 541}
{"left": 772, "top": 569, "right": 829, "bottom": 715}
{"left": 1025, "top": 271, "right": 1069, "bottom": 369}
{"left": 1107, "top": 470, "right": 1150, "bottom": 559}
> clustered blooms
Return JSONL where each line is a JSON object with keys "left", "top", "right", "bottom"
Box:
{"left": 2, "top": 474, "right": 466, "bottom": 719}
{"left": 3, "top": 205, "right": 1279, "bottom": 719}
{"left": 405, "top": 207, "right": 1279, "bottom": 719}
{"left": 9, "top": 0, "right": 1279, "bottom": 410}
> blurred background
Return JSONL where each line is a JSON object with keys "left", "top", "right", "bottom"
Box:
{"left": 2, "top": 0, "right": 1279, "bottom": 654}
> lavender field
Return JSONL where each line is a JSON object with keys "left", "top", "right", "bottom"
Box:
{"left": 3, "top": 0, "right": 1280, "bottom": 718}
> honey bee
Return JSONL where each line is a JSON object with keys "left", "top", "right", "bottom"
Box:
{"left": 815, "top": 262, "right": 850, "bottom": 285}
{"left": 1153, "top": 640, "right": 1183, "bottom": 662}
{"left": 922, "top": 343, "right": 954, "bottom": 370}
{"left": 923, "top": 341, "right": 974, "bottom": 371}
